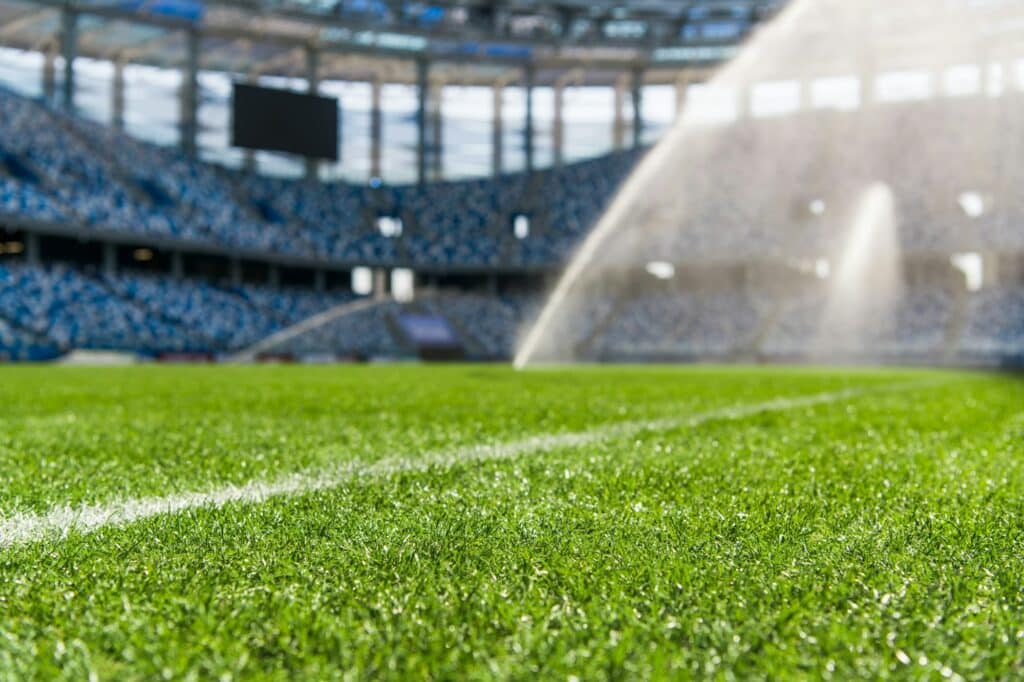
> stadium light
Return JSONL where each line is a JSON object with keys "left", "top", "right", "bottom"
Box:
{"left": 809, "top": 199, "right": 826, "bottom": 216}
{"left": 4, "top": 241, "right": 23, "bottom": 254}
{"left": 352, "top": 267, "right": 373, "bottom": 295}
{"left": 958, "top": 192, "right": 986, "bottom": 218}
{"left": 815, "top": 258, "right": 830, "bottom": 279}
{"left": 377, "top": 216, "right": 403, "bottom": 238}
{"left": 391, "top": 268, "right": 415, "bottom": 302}
{"left": 512, "top": 214, "right": 530, "bottom": 240}
{"left": 133, "top": 248, "right": 153, "bottom": 262}
{"left": 951, "top": 252, "right": 984, "bottom": 292}
{"left": 645, "top": 261, "right": 675, "bottom": 280}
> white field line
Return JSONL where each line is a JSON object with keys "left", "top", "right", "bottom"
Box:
{"left": 0, "top": 380, "right": 935, "bottom": 549}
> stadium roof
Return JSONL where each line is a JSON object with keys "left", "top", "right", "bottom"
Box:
{"left": 2, "top": 0, "right": 1021, "bottom": 87}
{"left": 0, "top": 0, "right": 784, "bottom": 85}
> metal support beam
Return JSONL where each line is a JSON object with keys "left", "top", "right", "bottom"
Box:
{"left": 25, "top": 233, "right": 40, "bottom": 266}
{"left": 613, "top": 75, "right": 626, "bottom": 151}
{"left": 170, "top": 251, "right": 184, "bottom": 278}
{"left": 112, "top": 57, "right": 125, "bottom": 130}
{"left": 0, "top": 9, "right": 51, "bottom": 41}
{"left": 59, "top": 6, "right": 77, "bottom": 111}
{"left": 674, "top": 72, "right": 689, "bottom": 121}
{"left": 42, "top": 43, "right": 56, "bottom": 104}
{"left": 524, "top": 64, "right": 534, "bottom": 173}
{"left": 416, "top": 58, "right": 429, "bottom": 186}
{"left": 304, "top": 46, "right": 320, "bottom": 180}
{"left": 102, "top": 243, "right": 117, "bottom": 277}
{"left": 492, "top": 83, "right": 503, "bottom": 178}
{"left": 180, "top": 28, "right": 200, "bottom": 156}
{"left": 268, "top": 264, "right": 280, "bottom": 288}
{"left": 370, "top": 76, "right": 382, "bottom": 179}
{"left": 229, "top": 257, "right": 242, "bottom": 286}
{"left": 313, "top": 269, "right": 325, "bottom": 292}
{"left": 490, "top": 72, "right": 517, "bottom": 179}
{"left": 631, "top": 67, "right": 643, "bottom": 149}
{"left": 553, "top": 82, "right": 564, "bottom": 167}
{"left": 430, "top": 80, "right": 443, "bottom": 181}
{"left": 552, "top": 68, "right": 582, "bottom": 168}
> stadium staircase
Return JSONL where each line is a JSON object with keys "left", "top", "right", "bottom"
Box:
{"left": 420, "top": 298, "right": 489, "bottom": 358}
{"left": 234, "top": 184, "right": 328, "bottom": 258}
{"left": 0, "top": 152, "right": 39, "bottom": 185}
{"left": 54, "top": 114, "right": 153, "bottom": 208}
{"left": 228, "top": 172, "right": 327, "bottom": 256}
{"left": 0, "top": 140, "right": 79, "bottom": 211}
{"left": 219, "top": 168, "right": 272, "bottom": 224}
{"left": 229, "top": 295, "right": 396, "bottom": 361}
{"left": 0, "top": 308, "right": 61, "bottom": 352}
{"left": 384, "top": 302, "right": 416, "bottom": 353}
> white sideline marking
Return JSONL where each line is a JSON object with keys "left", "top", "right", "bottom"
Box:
{"left": 0, "top": 381, "right": 932, "bottom": 549}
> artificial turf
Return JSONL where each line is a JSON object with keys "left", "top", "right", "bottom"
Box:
{"left": 0, "top": 365, "right": 1022, "bottom": 679}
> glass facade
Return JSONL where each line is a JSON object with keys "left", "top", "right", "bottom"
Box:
{"left": 123, "top": 63, "right": 181, "bottom": 146}
{"left": 0, "top": 46, "right": 687, "bottom": 183}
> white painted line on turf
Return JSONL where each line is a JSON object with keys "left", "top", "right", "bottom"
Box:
{"left": 0, "top": 380, "right": 937, "bottom": 549}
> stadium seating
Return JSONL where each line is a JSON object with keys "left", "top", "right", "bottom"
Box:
{"left": 6, "top": 85, "right": 1022, "bottom": 272}
{"left": 234, "top": 283, "right": 355, "bottom": 327}
{"left": 768, "top": 287, "right": 954, "bottom": 359}
{"left": 0, "top": 263, "right": 198, "bottom": 352}
{"left": 2, "top": 85, "right": 1024, "bottom": 365}
{"left": 593, "top": 290, "right": 768, "bottom": 359}
{"left": 0, "top": 87, "right": 637, "bottom": 268}
{"left": 0, "top": 262, "right": 349, "bottom": 355}
{"left": 422, "top": 293, "right": 535, "bottom": 358}
{"left": 266, "top": 301, "right": 410, "bottom": 358}
{"left": 961, "top": 286, "right": 1024, "bottom": 358}
{"left": 0, "top": 315, "right": 60, "bottom": 361}
{"left": 2, "top": 255, "right": 1024, "bottom": 365}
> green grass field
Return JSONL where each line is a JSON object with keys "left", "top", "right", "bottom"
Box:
{"left": 1, "top": 365, "right": 1023, "bottom": 679}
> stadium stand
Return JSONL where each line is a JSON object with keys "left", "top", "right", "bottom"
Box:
{"left": 595, "top": 290, "right": 767, "bottom": 360}
{"left": 0, "top": 87, "right": 640, "bottom": 268}
{"left": 422, "top": 293, "right": 535, "bottom": 359}
{"left": 264, "top": 300, "right": 410, "bottom": 359}
{"left": 961, "top": 286, "right": 1024, "bottom": 360}
{"left": 0, "top": 83, "right": 1023, "bottom": 365}
{"left": 1, "top": 253, "right": 1023, "bottom": 365}
{"left": 761, "top": 286, "right": 955, "bottom": 360}
{"left": 0, "top": 315, "right": 60, "bottom": 361}
{"left": 0, "top": 262, "right": 350, "bottom": 356}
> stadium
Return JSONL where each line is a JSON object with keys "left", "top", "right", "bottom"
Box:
{"left": 1, "top": 0, "right": 1023, "bottom": 678}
